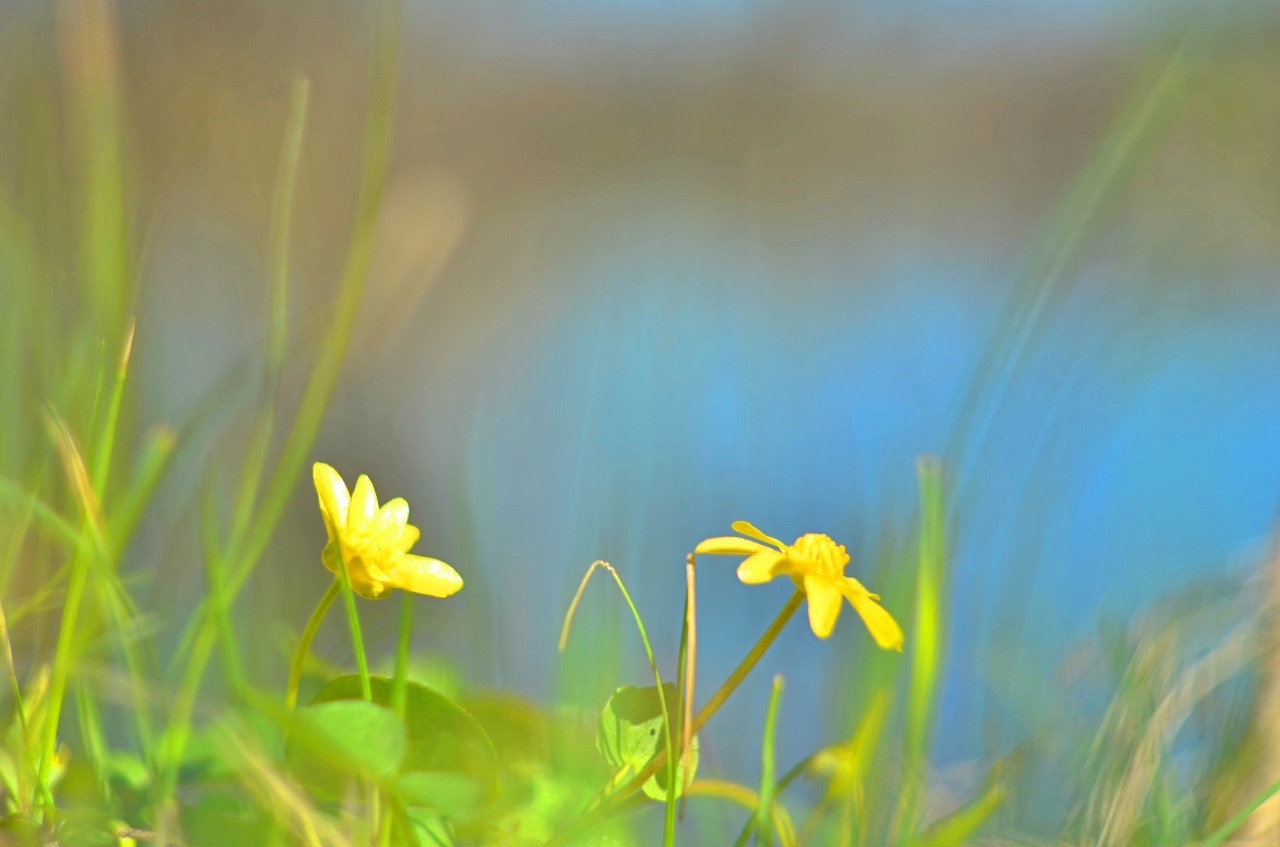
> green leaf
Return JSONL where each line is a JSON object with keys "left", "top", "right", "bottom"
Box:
{"left": 309, "top": 674, "right": 500, "bottom": 808}
{"left": 596, "top": 683, "right": 698, "bottom": 801}
{"left": 284, "top": 699, "right": 406, "bottom": 793}
{"left": 392, "top": 771, "right": 483, "bottom": 815}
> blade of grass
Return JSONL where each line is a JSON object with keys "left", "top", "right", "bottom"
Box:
{"left": 947, "top": 47, "right": 1192, "bottom": 501}
{"left": 202, "top": 472, "right": 245, "bottom": 695}
{"left": 896, "top": 457, "right": 946, "bottom": 846}
{"left": 105, "top": 424, "right": 176, "bottom": 556}
{"left": 35, "top": 410, "right": 106, "bottom": 804}
{"left": 89, "top": 319, "right": 133, "bottom": 499}
{"left": 560, "top": 560, "right": 679, "bottom": 846}
{"left": 0, "top": 597, "right": 31, "bottom": 813}
{"left": 0, "top": 478, "right": 85, "bottom": 552}
{"left": 756, "top": 675, "right": 785, "bottom": 847}
{"left": 57, "top": 0, "right": 130, "bottom": 336}
{"left": 1200, "top": 776, "right": 1280, "bottom": 847}
{"left": 230, "top": 76, "right": 311, "bottom": 543}
{"left": 909, "top": 771, "right": 1005, "bottom": 847}
{"left": 73, "top": 681, "right": 111, "bottom": 808}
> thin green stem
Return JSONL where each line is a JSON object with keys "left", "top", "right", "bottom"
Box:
{"left": 392, "top": 590, "right": 412, "bottom": 717}
{"left": 336, "top": 559, "right": 371, "bottom": 701}
{"left": 690, "top": 590, "right": 803, "bottom": 737}
{"left": 285, "top": 579, "right": 341, "bottom": 709}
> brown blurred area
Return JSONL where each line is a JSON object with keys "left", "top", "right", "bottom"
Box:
{"left": 0, "top": 4, "right": 1274, "bottom": 360}
{"left": 5, "top": 0, "right": 1280, "bottom": 318}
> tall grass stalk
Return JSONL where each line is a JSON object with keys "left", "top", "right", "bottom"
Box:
{"left": 756, "top": 675, "right": 785, "bottom": 847}
{"left": 896, "top": 457, "right": 946, "bottom": 844}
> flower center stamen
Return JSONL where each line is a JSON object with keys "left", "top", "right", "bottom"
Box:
{"left": 790, "top": 533, "right": 849, "bottom": 578}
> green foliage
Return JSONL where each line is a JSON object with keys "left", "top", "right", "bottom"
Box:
{"left": 285, "top": 699, "right": 407, "bottom": 790}
{"left": 307, "top": 674, "right": 500, "bottom": 808}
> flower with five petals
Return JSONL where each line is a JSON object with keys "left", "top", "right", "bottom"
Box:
{"left": 312, "top": 462, "right": 463, "bottom": 600}
{"left": 695, "top": 521, "right": 902, "bottom": 648}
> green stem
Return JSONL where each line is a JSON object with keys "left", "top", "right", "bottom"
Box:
{"left": 336, "top": 560, "right": 371, "bottom": 701}
{"left": 392, "top": 591, "right": 412, "bottom": 717}
{"left": 549, "top": 589, "right": 804, "bottom": 847}
{"left": 689, "top": 590, "right": 803, "bottom": 737}
{"left": 36, "top": 548, "right": 89, "bottom": 809}
{"left": 285, "top": 579, "right": 341, "bottom": 709}
{"left": 378, "top": 592, "right": 414, "bottom": 847}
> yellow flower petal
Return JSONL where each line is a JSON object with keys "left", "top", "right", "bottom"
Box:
{"left": 804, "top": 575, "right": 842, "bottom": 639}
{"left": 730, "top": 520, "right": 787, "bottom": 551}
{"left": 695, "top": 536, "right": 770, "bottom": 556}
{"left": 348, "top": 474, "right": 379, "bottom": 532}
{"left": 387, "top": 523, "right": 420, "bottom": 554}
{"left": 312, "top": 463, "right": 350, "bottom": 541}
{"left": 370, "top": 497, "right": 410, "bottom": 543}
{"left": 321, "top": 540, "right": 342, "bottom": 575}
{"left": 346, "top": 554, "right": 392, "bottom": 600}
{"left": 840, "top": 579, "right": 903, "bottom": 651}
{"left": 389, "top": 554, "right": 463, "bottom": 598}
{"left": 736, "top": 549, "right": 788, "bottom": 584}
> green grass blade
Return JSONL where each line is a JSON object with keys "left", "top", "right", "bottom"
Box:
{"left": 230, "top": 75, "right": 311, "bottom": 543}
{"left": 59, "top": 0, "right": 130, "bottom": 336}
{"left": 1199, "top": 776, "right": 1280, "bottom": 847}
{"left": 948, "top": 48, "right": 1192, "bottom": 501}
{"left": 560, "top": 559, "right": 679, "bottom": 842}
{"left": 897, "top": 456, "right": 946, "bottom": 845}
{"left": 756, "top": 675, "right": 785, "bottom": 847}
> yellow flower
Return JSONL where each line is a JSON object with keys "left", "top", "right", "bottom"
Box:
{"left": 312, "top": 462, "right": 462, "bottom": 600}
{"left": 695, "top": 521, "right": 902, "bottom": 649}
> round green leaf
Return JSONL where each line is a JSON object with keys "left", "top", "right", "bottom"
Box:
{"left": 596, "top": 682, "right": 698, "bottom": 800}
{"left": 285, "top": 699, "right": 406, "bottom": 794}
{"left": 392, "top": 771, "right": 483, "bottom": 815}
{"left": 309, "top": 675, "right": 500, "bottom": 808}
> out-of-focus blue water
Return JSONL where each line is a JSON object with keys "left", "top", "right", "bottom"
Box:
{"left": 332, "top": 179, "right": 1280, "bottom": 773}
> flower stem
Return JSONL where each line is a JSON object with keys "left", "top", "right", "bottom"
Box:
{"left": 549, "top": 588, "right": 804, "bottom": 846}
{"left": 392, "top": 590, "right": 412, "bottom": 716}
{"left": 285, "top": 578, "right": 341, "bottom": 709}
{"left": 336, "top": 559, "right": 372, "bottom": 701}
{"left": 688, "top": 589, "right": 803, "bottom": 737}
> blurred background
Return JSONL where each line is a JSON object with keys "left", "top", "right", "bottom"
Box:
{"left": 5, "top": 0, "right": 1280, "bottom": 836}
